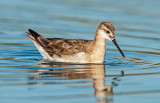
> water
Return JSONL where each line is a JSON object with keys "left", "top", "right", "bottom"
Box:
{"left": 0, "top": 0, "right": 160, "bottom": 103}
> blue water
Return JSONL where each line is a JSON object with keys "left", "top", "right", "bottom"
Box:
{"left": 0, "top": 0, "right": 160, "bottom": 103}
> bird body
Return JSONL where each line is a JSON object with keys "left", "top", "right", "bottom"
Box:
{"left": 26, "top": 22, "right": 125, "bottom": 63}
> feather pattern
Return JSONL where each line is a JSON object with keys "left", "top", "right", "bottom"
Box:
{"left": 26, "top": 22, "right": 125, "bottom": 63}
{"left": 26, "top": 29, "right": 94, "bottom": 58}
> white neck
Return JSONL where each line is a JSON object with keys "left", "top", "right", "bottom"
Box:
{"left": 90, "top": 32, "right": 106, "bottom": 63}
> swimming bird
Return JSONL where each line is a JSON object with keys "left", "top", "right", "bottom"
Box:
{"left": 26, "top": 22, "right": 125, "bottom": 63}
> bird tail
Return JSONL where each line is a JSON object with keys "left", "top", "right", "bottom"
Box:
{"left": 26, "top": 29, "right": 50, "bottom": 47}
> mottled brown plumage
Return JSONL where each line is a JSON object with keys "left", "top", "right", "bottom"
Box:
{"left": 26, "top": 29, "right": 94, "bottom": 57}
{"left": 26, "top": 22, "right": 125, "bottom": 63}
{"left": 44, "top": 38, "right": 94, "bottom": 56}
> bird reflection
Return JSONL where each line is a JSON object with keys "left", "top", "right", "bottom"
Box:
{"left": 28, "top": 61, "right": 117, "bottom": 103}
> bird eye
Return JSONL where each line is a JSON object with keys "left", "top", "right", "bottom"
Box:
{"left": 106, "top": 30, "right": 110, "bottom": 34}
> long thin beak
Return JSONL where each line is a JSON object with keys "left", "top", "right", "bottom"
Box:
{"left": 112, "top": 39, "right": 125, "bottom": 58}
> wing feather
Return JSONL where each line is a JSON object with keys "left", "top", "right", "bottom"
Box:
{"left": 45, "top": 38, "right": 93, "bottom": 56}
{"left": 26, "top": 29, "right": 93, "bottom": 57}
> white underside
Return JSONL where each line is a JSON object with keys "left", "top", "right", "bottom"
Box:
{"left": 52, "top": 52, "right": 89, "bottom": 63}
{"left": 33, "top": 42, "right": 103, "bottom": 63}
{"left": 34, "top": 42, "right": 53, "bottom": 60}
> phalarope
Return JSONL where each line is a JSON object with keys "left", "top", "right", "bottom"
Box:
{"left": 26, "top": 22, "right": 125, "bottom": 63}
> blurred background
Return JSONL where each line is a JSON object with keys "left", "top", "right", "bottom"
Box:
{"left": 0, "top": 0, "right": 160, "bottom": 103}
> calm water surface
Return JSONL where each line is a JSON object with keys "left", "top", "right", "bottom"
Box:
{"left": 0, "top": 0, "right": 160, "bottom": 103}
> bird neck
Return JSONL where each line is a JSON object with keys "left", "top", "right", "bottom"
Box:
{"left": 94, "top": 31, "right": 106, "bottom": 45}
{"left": 89, "top": 32, "right": 106, "bottom": 63}
{"left": 94, "top": 31, "right": 106, "bottom": 54}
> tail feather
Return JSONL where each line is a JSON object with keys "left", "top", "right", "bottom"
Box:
{"left": 28, "top": 29, "right": 41, "bottom": 38}
{"left": 26, "top": 29, "right": 50, "bottom": 47}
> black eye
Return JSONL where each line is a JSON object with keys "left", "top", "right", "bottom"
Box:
{"left": 106, "top": 30, "right": 110, "bottom": 34}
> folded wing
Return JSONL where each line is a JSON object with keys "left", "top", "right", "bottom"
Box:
{"left": 26, "top": 29, "right": 92, "bottom": 57}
